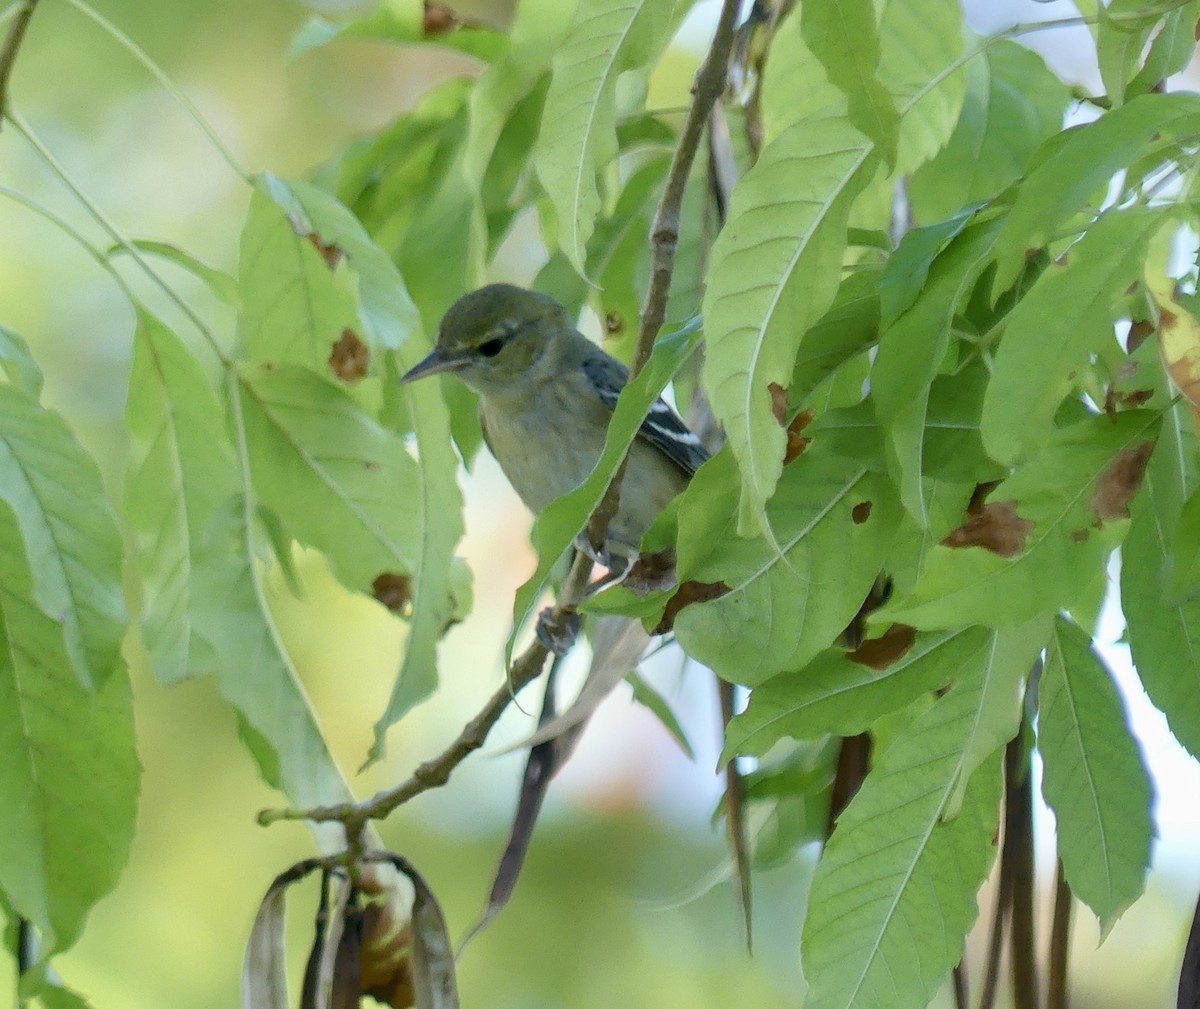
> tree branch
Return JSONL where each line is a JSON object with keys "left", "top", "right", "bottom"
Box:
{"left": 259, "top": 552, "right": 593, "bottom": 830}
{"left": 262, "top": 0, "right": 742, "bottom": 837}
{"left": 1047, "top": 858, "right": 1072, "bottom": 1009}
{"left": 585, "top": 0, "right": 740, "bottom": 551}
{"left": 0, "top": 0, "right": 39, "bottom": 128}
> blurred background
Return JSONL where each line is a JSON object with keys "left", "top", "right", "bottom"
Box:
{"left": 0, "top": 1, "right": 1197, "bottom": 1006}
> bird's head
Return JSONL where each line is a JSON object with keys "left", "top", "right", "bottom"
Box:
{"left": 400, "top": 284, "right": 572, "bottom": 396}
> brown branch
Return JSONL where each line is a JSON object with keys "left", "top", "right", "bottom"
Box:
{"left": 262, "top": 0, "right": 742, "bottom": 837}
{"left": 951, "top": 958, "right": 969, "bottom": 1009}
{"left": 1047, "top": 859, "right": 1072, "bottom": 1009}
{"left": 978, "top": 834, "right": 1010, "bottom": 1009}
{"left": 0, "top": 0, "right": 39, "bottom": 129}
{"left": 258, "top": 551, "right": 594, "bottom": 830}
{"left": 826, "top": 733, "right": 872, "bottom": 836}
{"left": 1006, "top": 731, "right": 1039, "bottom": 1009}
{"left": 585, "top": 0, "right": 740, "bottom": 551}
{"left": 717, "top": 678, "right": 753, "bottom": 950}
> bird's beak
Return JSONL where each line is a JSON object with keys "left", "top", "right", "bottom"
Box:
{"left": 400, "top": 347, "right": 467, "bottom": 383}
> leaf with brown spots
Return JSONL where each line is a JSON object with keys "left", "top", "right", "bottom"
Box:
{"left": 654, "top": 579, "right": 729, "bottom": 634}
{"left": 1148, "top": 261, "right": 1200, "bottom": 429}
{"left": 1159, "top": 302, "right": 1200, "bottom": 417}
{"left": 851, "top": 500, "right": 872, "bottom": 524}
{"left": 768, "top": 381, "right": 788, "bottom": 425}
{"left": 373, "top": 573, "right": 412, "bottom": 615}
{"left": 846, "top": 622, "right": 917, "bottom": 670}
{"left": 942, "top": 499, "right": 1033, "bottom": 558}
{"left": 1090, "top": 439, "right": 1155, "bottom": 521}
{"left": 329, "top": 329, "right": 370, "bottom": 382}
{"left": 784, "top": 407, "right": 814, "bottom": 464}
{"left": 302, "top": 229, "right": 346, "bottom": 269}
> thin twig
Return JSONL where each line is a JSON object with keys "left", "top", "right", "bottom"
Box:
{"left": 60, "top": 0, "right": 250, "bottom": 181}
{"left": 979, "top": 827, "right": 1010, "bottom": 1009}
{"left": 952, "top": 957, "right": 969, "bottom": 1009}
{"left": 258, "top": 552, "right": 594, "bottom": 829}
{"left": 0, "top": 0, "right": 37, "bottom": 128}
{"left": 6, "top": 110, "right": 227, "bottom": 360}
{"left": 585, "top": 0, "right": 740, "bottom": 551}
{"left": 263, "top": 0, "right": 743, "bottom": 835}
{"left": 1047, "top": 859, "right": 1072, "bottom": 1009}
{"left": 1006, "top": 731, "right": 1039, "bottom": 1009}
{"left": 717, "top": 678, "right": 752, "bottom": 951}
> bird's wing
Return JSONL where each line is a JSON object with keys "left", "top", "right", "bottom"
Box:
{"left": 580, "top": 352, "right": 709, "bottom": 477}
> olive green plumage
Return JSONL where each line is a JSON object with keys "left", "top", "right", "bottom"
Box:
{"left": 401, "top": 284, "right": 707, "bottom": 564}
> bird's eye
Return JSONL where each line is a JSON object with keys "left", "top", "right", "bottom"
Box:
{"left": 477, "top": 337, "right": 505, "bottom": 358}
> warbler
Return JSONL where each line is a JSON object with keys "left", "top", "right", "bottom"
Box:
{"left": 400, "top": 284, "right": 708, "bottom": 570}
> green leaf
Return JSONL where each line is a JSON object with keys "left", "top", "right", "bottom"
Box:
{"left": 0, "top": 503, "right": 137, "bottom": 952}
{"left": 237, "top": 189, "right": 360, "bottom": 370}
{"left": 872, "top": 214, "right": 1003, "bottom": 523}
{"left": 27, "top": 977, "right": 94, "bottom": 1009}
{"left": 534, "top": 0, "right": 675, "bottom": 274}
{"left": 190, "top": 492, "right": 352, "bottom": 849}
{"left": 802, "top": 676, "right": 1003, "bottom": 1009}
{"left": 876, "top": 0, "right": 965, "bottom": 175}
{"left": 254, "top": 175, "right": 466, "bottom": 743}
{"left": 236, "top": 363, "right": 421, "bottom": 594}
{"left": 673, "top": 444, "right": 901, "bottom": 686}
{"left": 944, "top": 613, "right": 1050, "bottom": 816}
{"left": 760, "top": 5, "right": 845, "bottom": 141}
{"left": 125, "top": 310, "right": 236, "bottom": 684}
{"left": 1122, "top": 402, "right": 1200, "bottom": 759}
{"left": 910, "top": 41, "right": 1070, "bottom": 223}
{"left": 626, "top": 671, "right": 694, "bottom": 759}
{"left": 991, "top": 91, "right": 1200, "bottom": 292}
{"left": 703, "top": 112, "right": 877, "bottom": 529}
{"left": 507, "top": 321, "right": 702, "bottom": 663}
{"left": 1039, "top": 617, "right": 1154, "bottom": 931}
{"left": 1097, "top": 0, "right": 1173, "bottom": 105}
{"left": 982, "top": 208, "right": 1169, "bottom": 465}
{"left": 1169, "top": 486, "right": 1200, "bottom": 598}
{"left": 801, "top": 0, "right": 898, "bottom": 163}
{"left": 334, "top": 77, "right": 473, "bottom": 255}
{"left": 108, "top": 239, "right": 239, "bottom": 306}
{"left": 0, "top": 323, "right": 43, "bottom": 396}
{"left": 879, "top": 208, "right": 975, "bottom": 327}
{"left": 881, "top": 410, "right": 1161, "bottom": 629}
{"left": 725, "top": 625, "right": 991, "bottom": 757}
{"left": 921, "top": 363, "right": 1006, "bottom": 484}
{"left": 0, "top": 385, "right": 125, "bottom": 689}
{"left": 1127, "top": 1, "right": 1200, "bottom": 99}
{"left": 789, "top": 269, "right": 881, "bottom": 405}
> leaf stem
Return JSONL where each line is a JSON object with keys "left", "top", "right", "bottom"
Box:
{"left": 585, "top": 0, "right": 740, "bottom": 552}
{"left": 258, "top": 550, "right": 595, "bottom": 828}
{"left": 258, "top": 0, "right": 742, "bottom": 842}
{"left": 0, "top": 184, "right": 136, "bottom": 302}
{"left": 0, "top": 0, "right": 36, "bottom": 127}
{"left": 1005, "top": 731, "right": 1039, "bottom": 1009}
{"left": 59, "top": 0, "right": 252, "bottom": 183}
{"left": 1047, "top": 858, "right": 1072, "bottom": 1009}
{"left": 5, "top": 109, "right": 228, "bottom": 361}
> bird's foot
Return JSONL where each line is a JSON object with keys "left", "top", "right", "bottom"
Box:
{"left": 536, "top": 607, "right": 582, "bottom": 655}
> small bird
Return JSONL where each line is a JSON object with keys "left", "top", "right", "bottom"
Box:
{"left": 400, "top": 284, "right": 708, "bottom": 572}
